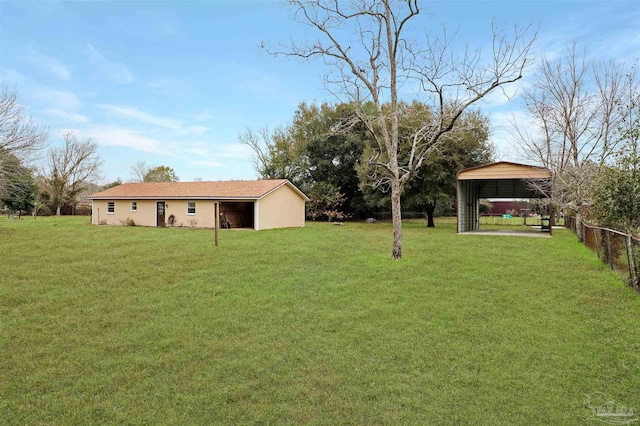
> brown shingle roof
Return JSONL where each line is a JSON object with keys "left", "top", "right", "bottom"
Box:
{"left": 88, "top": 179, "right": 308, "bottom": 200}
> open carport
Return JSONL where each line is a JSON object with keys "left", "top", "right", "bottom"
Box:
{"left": 456, "top": 162, "right": 553, "bottom": 235}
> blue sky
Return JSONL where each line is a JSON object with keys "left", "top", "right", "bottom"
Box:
{"left": 1, "top": 1, "right": 639, "bottom": 184}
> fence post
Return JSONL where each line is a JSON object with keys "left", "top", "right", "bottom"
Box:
{"left": 627, "top": 234, "right": 637, "bottom": 289}
{"left": 605, "top": 230, "right": 614, "bottom": 270}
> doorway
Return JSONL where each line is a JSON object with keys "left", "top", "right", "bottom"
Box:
{"left": 157, "top": 202, "right": 166, "bottom": 227}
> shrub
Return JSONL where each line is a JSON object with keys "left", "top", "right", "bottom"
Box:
{"left": 119, "top": 217, "right": 136, "bottom": 226}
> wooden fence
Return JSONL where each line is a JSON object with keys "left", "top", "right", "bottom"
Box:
{"left": 565, "top": 217, "right": 640, "bottom": 293}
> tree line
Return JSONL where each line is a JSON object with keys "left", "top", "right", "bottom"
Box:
{"left": 240, "top": 101, "right": 493, "bottom": 226}
{"left": 0, "top": 87, "right": 180, "bottom": 217}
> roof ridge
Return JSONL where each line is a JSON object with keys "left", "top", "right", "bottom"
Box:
{"left": 88, "top": 178, "right": 306, "bottom": 200}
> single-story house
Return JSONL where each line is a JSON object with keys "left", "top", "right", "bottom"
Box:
{"left": 88, "top": 179, "right": 309, "bottom": 230}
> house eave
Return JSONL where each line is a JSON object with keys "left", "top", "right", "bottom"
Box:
{"left": 88, "top": 196, "right": 261, "bottom": 201}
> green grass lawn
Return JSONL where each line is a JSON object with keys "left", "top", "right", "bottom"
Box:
{"left": 1, "top": 216, "right": 638, "bottom": 425}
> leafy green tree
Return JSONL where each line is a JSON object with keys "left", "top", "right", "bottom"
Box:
{"left": 0, "top": 148, "right": 25, "bottom": 198}
{"left": 144, "top": 166, "right": 178, "bottom": 182}
{"left": 590, "top": 64, "right": 639, "bottom": 233}
{"left": 356, "top": 103, "right": 492, "bottom": 225}
{"left": 241, "top": 102, "right": 370, "bottom": 216}
{"left": 102, "top": 179, "right": 122, "bottom": 190}
{"left": 307, "top": 181, "right": 346, "bottom": 222}
{"left": 296, "top": 102, "right": 371, "bottom": 218}
{"left": 1, "top": 172, "right": 36, "bottom": 217}
{"left": 403, "top": 110, "right": 493, "bottom": 227}
{"left": 239, "top": 126, "right": 309, "bottom": 191}
{"left": 592, "top": 149, "right": 640, "bottom": 235}
{"left": 616, "top": 64, "right": 639, "bottom": 155}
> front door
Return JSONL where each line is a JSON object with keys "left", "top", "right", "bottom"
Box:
{"left": 157, "top": 202, "right": 166, "bottom": 227}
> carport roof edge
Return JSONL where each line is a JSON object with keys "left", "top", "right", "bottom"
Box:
{"left": 457, "top": 161, "right": 551, "bottom": 180}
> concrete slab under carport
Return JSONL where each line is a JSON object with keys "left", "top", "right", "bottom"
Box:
{"left": 460, "top": 228, "right": 552, "bottom": 238}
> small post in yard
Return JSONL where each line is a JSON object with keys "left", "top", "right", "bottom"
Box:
{"left": 626, "top": 234, "right": 637, "bottom": 289}
{"left": 214, "top": 202, "right": 219, "bottom": 247}
{"left": 605, "top": 229, "right": 614, "bottom": 270}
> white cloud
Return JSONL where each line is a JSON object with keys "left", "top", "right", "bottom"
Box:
{"left": 1, "top": 68, "right": 27, "bottom": 84}
{"left": 25, "top": 49, "right": 71, "bottom": 81}
{"left": 149, "top": 11, "right": 179, "bottom": 36}
{"left": 80, "top": 127, "right": 172, "bottom": 155}
{"left": 218, "top": 144, "right": 253, "bottom": 159}
{"left": 478, "top": 79, "right": 529, "bottom": 110}
{"left": 98, "top": 104, "right": 181, "bottom": 130}
{"left": 184, "top": 142, "right": 210, "bottom": 157}
{"left": 488, "top": 110, "right": 540, "bottom": 162}
{"left": 31, "top": 88, "right": 80, "bottom": 111}
{"left": 191, "top": 109, "right": 218, "bottom": 121}
{"left": 144, "top": 77, "right": 189, "bottom": 94}
{"left": 233, "top": 69, "right": 301, "bottom": 102}
{"left": 193, "top": 160, "right": 224, "bottom": 168}
{"left": 86, "top": 43, "right": 134, "bottom": 84}
{"left": 187, "top": 125, "right": 209, "bottom": 135}
{"left": 183, "top": 143, "right": 251, "bottom": 168}
{"left": 42, "top": 108, "right": 89, "bottom": 123}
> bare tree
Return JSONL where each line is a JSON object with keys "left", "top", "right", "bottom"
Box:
{"left": 0, "top": 88, "right": 48, "bottom": 194}
{"left": 0, "top": 88, "right": 48, "bottom": 160}
{"left": 43, "top": 132, "right": 102, "bottom": 216}
{"left": 512, "top": 45, "right": 632, "bottom": 241}
{"left": 239, "top": 127, "right": 309, "bottom": 188}
{"left": 129, "top": 161, "right": 151, "bottom": 182}
{"left": 270, "top": 0, "right": 535, "bottom": 258}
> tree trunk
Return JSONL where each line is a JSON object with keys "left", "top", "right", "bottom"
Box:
{"left": 425, "top": 202, "right": 436, "bottom": 228}
{"left": 56, "top": 205, "right": 62, "bottom": 216}
{"left": 390, "top": 178, "right": 403, "bottom": 259}
{"left": 575, "top": 211, "right": 584, "bottom": 242}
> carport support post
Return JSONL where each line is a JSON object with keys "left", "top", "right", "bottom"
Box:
{"left": 214, "top": 202, "right": 219, "bottom": 247}
{"left": 549, "top": 201, "right": 553, "bottom": 236}
{"left": 549, "top": 184, "right": 553, "bottom": 236}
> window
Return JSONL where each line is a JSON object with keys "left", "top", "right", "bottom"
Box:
{"left": 131, "top": 202, "right": 137, "bottom": 212}
{"left": 107, "top": 202, "right": 115, "bottom": 214}
{"left": 187, "top": 202, "right": 196, "bottom": 215}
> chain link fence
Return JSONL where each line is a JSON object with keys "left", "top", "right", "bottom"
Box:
{"left": 566, "top": 217, "right": 640, "bottom": 293}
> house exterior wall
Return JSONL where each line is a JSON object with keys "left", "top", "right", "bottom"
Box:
{"left": 166, "top": 200, "right": 216, "bottom": 228}
{"left": 91, "top": 199, "right": 216, "bottom": 228}
{"left": 92, "top": 200, "right": 158, "bottom": 226}
{"left": 256, "top": 184, "right": 306, "bottom": 230}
